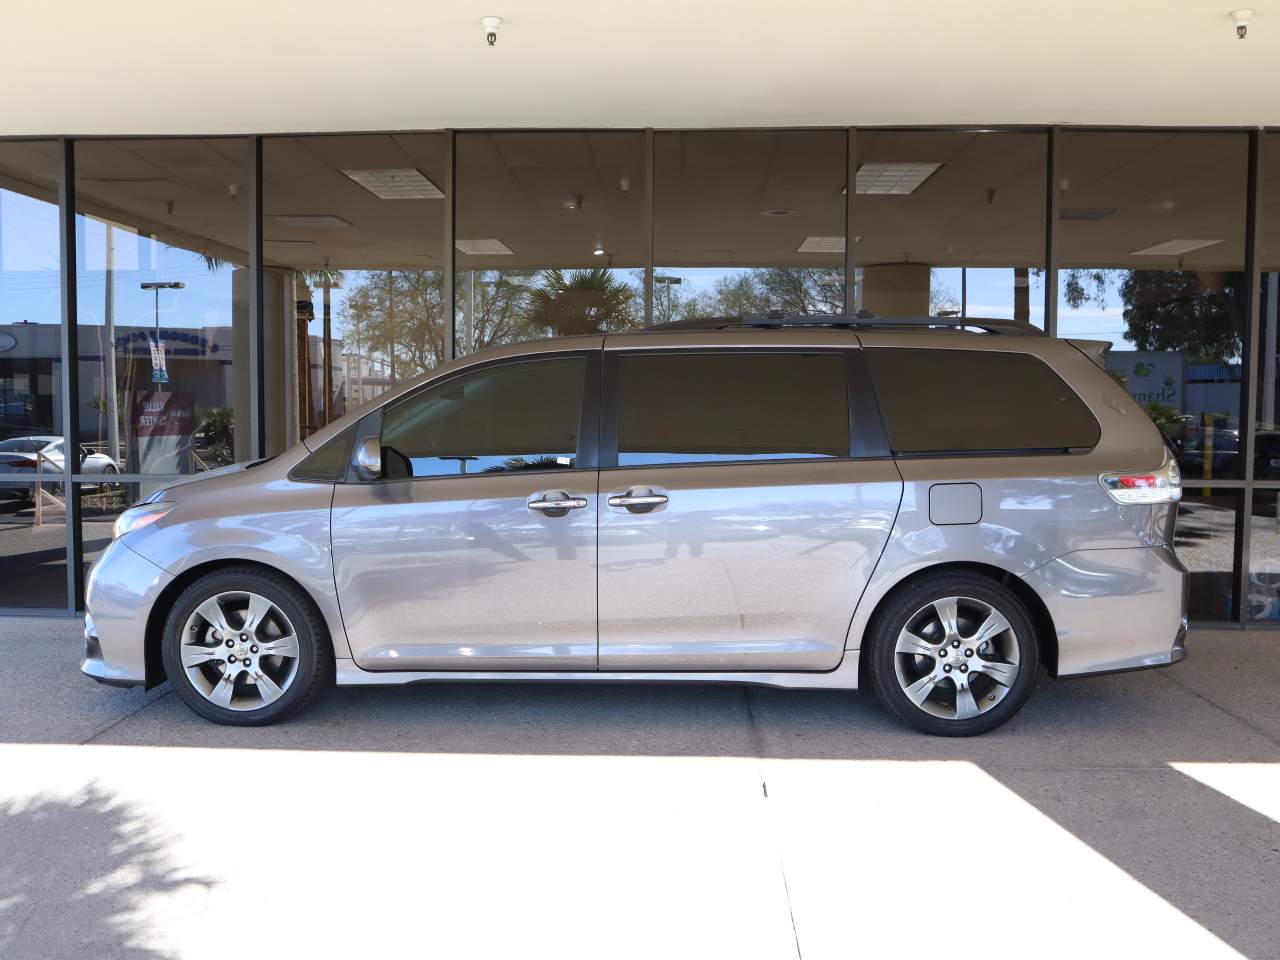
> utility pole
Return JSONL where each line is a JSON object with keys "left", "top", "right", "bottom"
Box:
{"left": 104, "top": 224, "right": 119, "bottom": 464}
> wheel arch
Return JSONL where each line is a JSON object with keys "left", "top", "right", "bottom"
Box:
{"left": 143, "top": 558, "right": 333, "bottom": 689}
{"left": 854, "top": 560, "right": 1059, "bottom": 688}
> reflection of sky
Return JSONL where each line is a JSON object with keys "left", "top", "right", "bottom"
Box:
{"left": 0, "top": 187, "right": 1206, "bottom": 356}
{"left": 1, "top": 191, "right": 236, "bottom": 331}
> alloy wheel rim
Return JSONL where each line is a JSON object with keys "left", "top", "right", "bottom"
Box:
{"left": 892, "top": 596, "right": 1021, "bottom": 721}
{"left": 180, "top": 591, "right": 300, "bottom": 711}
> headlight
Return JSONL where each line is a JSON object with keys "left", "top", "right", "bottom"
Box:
{"left": 113, "top": 502, "right": 173, "bottom": 539}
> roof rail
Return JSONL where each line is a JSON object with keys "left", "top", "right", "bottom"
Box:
{"left": 649, "top": 312, "right": 1045, "bottom": 337}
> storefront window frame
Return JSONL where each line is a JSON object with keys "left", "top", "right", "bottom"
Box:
{"left": 0, "top": 125, "right": 1270, "bottom": 623}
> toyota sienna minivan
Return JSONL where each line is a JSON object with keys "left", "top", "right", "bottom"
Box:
{"left": 81, "top": 316, "right": 1188, "bottom": 736}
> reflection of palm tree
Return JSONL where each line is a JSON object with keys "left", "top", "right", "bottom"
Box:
{"left": 482, "top": 455, "right": 569, "bottom": 473}
{"left": 525, "top": 268, "right": 637, "bottom": 336}
{"left": 300, "top": 268, "right": 344, "bottom": 425}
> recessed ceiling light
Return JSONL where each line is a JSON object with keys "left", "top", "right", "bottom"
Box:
{"left": 1060, "top": 207, "right": 1116, "bottom": 221}
{"left": 455, "top": 238, "right": 514, "bottom": 255}
{"left": 1131, "top": 238, "right": 1223, "bottom": 256}
{"left": 268, "top": 215, "right": 351, "bottom": 228}
{"left": 760, "top": 208, "right": 796, "bottom": 217}
{"left": 797, "top": 236, "right": 846, "bottom": 253}
{"left": 341, "top": 168, "right": 444, "bottom": 200}
{"left": 855, "top": 162, "right": 942, "bottom": 195}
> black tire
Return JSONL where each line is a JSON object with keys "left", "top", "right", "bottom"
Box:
{"left": 161, "top": 566, "right": 331, "bottom": 726}
{"left": 866, "top": 572, "right": 1039, "bottom": 736}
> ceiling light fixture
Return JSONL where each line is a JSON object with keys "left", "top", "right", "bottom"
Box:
{"left": 342, "top": 168, "right": 443, "bottom": 200}
{"left": 1131, "top": 238, "right": 1223, "bottom": 256}
{"left": 482, "top": 16, "right": 502, "bottom": 46}
{"left": 1231, "top": 8, "right": 1254, "bottom": 38}
{"left": 855, "top": 162, "right": 943, "bottom": 195}
{"left": 1059, "top": 207, "right": 1116, "bottom": 221}
{"left": 593, "top": 244, "right": 605, "bottom": 256}
{"left": 455, "top": 238, "right": 514, "bottom": 255}
{"left": 797, "top": 236, "right": 846, "bottom": 254}
{"left": 268, "top": 215, "right": 352, "bottom": 229}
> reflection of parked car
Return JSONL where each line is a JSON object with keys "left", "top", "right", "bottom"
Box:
{"left": 82, "top": 317, "right": 1188, "bottom": 737}
{"left": 1251, "top": 432, "right": 1280, "bottom": 480}
{"left": 0, "top": 436, "right": 119, "bottom": 500}
{"left": 1172, "top": 420, "right": 1241, "bottom": 479}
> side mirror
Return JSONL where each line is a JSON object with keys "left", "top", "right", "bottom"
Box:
{"left": 352, "top": 436, "right": 382, "bottom": 481}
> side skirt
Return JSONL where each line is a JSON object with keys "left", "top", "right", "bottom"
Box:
{"left": 334, "top": 649, "right": 862, "bottom": 690}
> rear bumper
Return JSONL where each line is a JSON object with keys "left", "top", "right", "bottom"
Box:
{"left": 1023, "top": 545, "right": 1189, "bottom": 677}
{"left": 79, "top": 539, "right": 172, "bottom": 688}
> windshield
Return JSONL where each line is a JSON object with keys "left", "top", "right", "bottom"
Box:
{"left": 0, "top": 438, "right": 50, "bottom": 453}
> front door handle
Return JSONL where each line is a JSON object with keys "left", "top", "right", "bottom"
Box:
{"left": 607, "top": 488, "right": 669, "bottom": 513}
{"left": 528, "top": 491, "right": 589, "bottom": 517}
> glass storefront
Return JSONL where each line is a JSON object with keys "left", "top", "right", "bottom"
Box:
{"left": 264, "top": 133, "right": 448, "bottom": 428}
{"left": 455, "top": 131, "right": 647, "bottom": 352}
{"left": 2, "top": 127, "right": 1279, "bottom": 622}
{"left": 855, "top": 130, "right": 1047, "bottom": 325}
{"left": 1052, "top": 131, "right": 1249, "bottom": 618}
{"left": 0, "top": 140, "right": 67, "bottom": 608}
{"left": 654, "top": 130, "right": 847, "bottom": 321}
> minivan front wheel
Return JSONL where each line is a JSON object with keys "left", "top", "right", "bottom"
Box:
{"left": 161, "top": 568, "right": 331, "bottom": 725}
{"left": 867, "top": 573, "right": 1038, "bottom": 736}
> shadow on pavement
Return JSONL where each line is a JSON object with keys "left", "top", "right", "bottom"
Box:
{"left": 5, "top": 627, "right": 1280, "bottom": 958}
{"left": 0, "top": 786, "right": 213, "bottom": 959}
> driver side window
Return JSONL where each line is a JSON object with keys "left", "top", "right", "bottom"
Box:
{"left": 380, "top": 356, "right": 587, "bottom": 480}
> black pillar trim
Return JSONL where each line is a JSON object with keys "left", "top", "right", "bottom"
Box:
{"left": 846, "top": 128, "right": 857, "bottom": 315}
{"left": 644, "top": 129, "right": 654, "bottom": 327}
{"left": 1045, "top": 127, "right": 1060, "bottom": 338}
{"left": 444, "top": 129, "right": 456, "bottom": 360}
{"left": 1233, "top": 129, "right": 1264, "bottom": 623}
{"left": 57, "top": 138, "right": 84, "bottom": 613}
{"left": 248, "top": 136, "right": 266, "bottom": 459}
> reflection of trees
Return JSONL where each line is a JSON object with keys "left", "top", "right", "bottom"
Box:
{"left": 525, "top": 268, "right": 639, "bottom": 336}
{"left": 340, "top": 270, "right": 448, "bottom": 378}
{"left": 339, "top": 268, "right": 643, "bottom": 367}
{"left": 655, "top": 267, "right": 844, "bottom": 322}
{"left": 1064, "top": 268, "right": 1244, "bottom": 364}
{"left": 1120, "top": 271, "right": 1244, "bottom": 363}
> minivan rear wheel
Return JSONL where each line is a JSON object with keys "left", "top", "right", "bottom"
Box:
{"left": 866, "top": 573, "right": 1038, "bottom": 736}
{"left": 161, "top": 567, "right": 331, "bottom": 726}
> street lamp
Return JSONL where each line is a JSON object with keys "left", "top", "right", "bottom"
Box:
{"left": 140, "top": 281, "right": 184, "bottom": 384}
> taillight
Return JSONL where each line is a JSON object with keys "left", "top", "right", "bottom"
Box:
{"left": 0, "top": 458, "right": 33, "bottom": 470}
{"left": 1099, "top": 456, "right": 1182, "bottom": 505}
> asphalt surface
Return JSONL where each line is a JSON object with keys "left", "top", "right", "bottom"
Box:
{"left": 1, "top": 620, "right": 1278, "bottom": 959}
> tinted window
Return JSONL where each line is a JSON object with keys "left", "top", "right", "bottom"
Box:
{"left": 615, "top": 352, "right": 849, "bottom": 466}
{"left": 292, "top": 425, "right": 357, "bottom": 482}
{"left": 865, "top": 348, "right": 1100, "bottom": 454}
{"left": 381, "top": 357, "right": 586, "bottom": 479}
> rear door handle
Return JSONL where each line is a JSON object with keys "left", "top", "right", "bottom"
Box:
{"left": 607, "top": 488, "right": 669, "bottom": 513}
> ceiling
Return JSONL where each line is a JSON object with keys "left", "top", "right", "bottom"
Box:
{"left": 0, "top": 1, "right": 1277, "bottom": 135}
{"left": 2, "top": 130, "right": 1279, "bottom": 271}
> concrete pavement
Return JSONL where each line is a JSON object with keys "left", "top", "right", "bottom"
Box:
{"left": 1, "top": 620, "right": 1278, "bottom": 959}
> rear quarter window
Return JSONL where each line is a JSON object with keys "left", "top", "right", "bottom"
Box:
{"left": 864, "top": 347, "right": 1100, "bottom": 455}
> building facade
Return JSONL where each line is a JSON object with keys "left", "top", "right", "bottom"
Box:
{"left": 1, "top": 127, "right": 1279, "bottom": 622}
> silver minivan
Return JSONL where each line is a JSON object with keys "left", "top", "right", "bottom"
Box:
{"left": 81, "top": 317, "right": 1188, "bottom": 735}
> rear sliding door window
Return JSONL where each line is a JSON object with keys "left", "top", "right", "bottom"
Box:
{"left": 864, "top": 348, "right": 1100, "bottom": 455}
{"left": 614, "top": 352, "right": 849, "bottom": 466}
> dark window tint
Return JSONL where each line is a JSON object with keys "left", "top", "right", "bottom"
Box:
{"left": 865, "top": 348, "right": 1100, "bottom": 454}
{"left": 615, "top": 352, "right": 849, "bottom": 466}
{"left": 292, "top": 425, "right": 357, "bottom": 482}
{"left": 381, "top": 357, "right": 586, "bottom": 479}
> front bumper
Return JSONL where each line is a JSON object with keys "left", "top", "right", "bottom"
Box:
{"left": 79, "top": 539, "right": 173, "bottom": 688}
{"left": 1023, "top": 545, "right": 1189, "bottom": 677}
